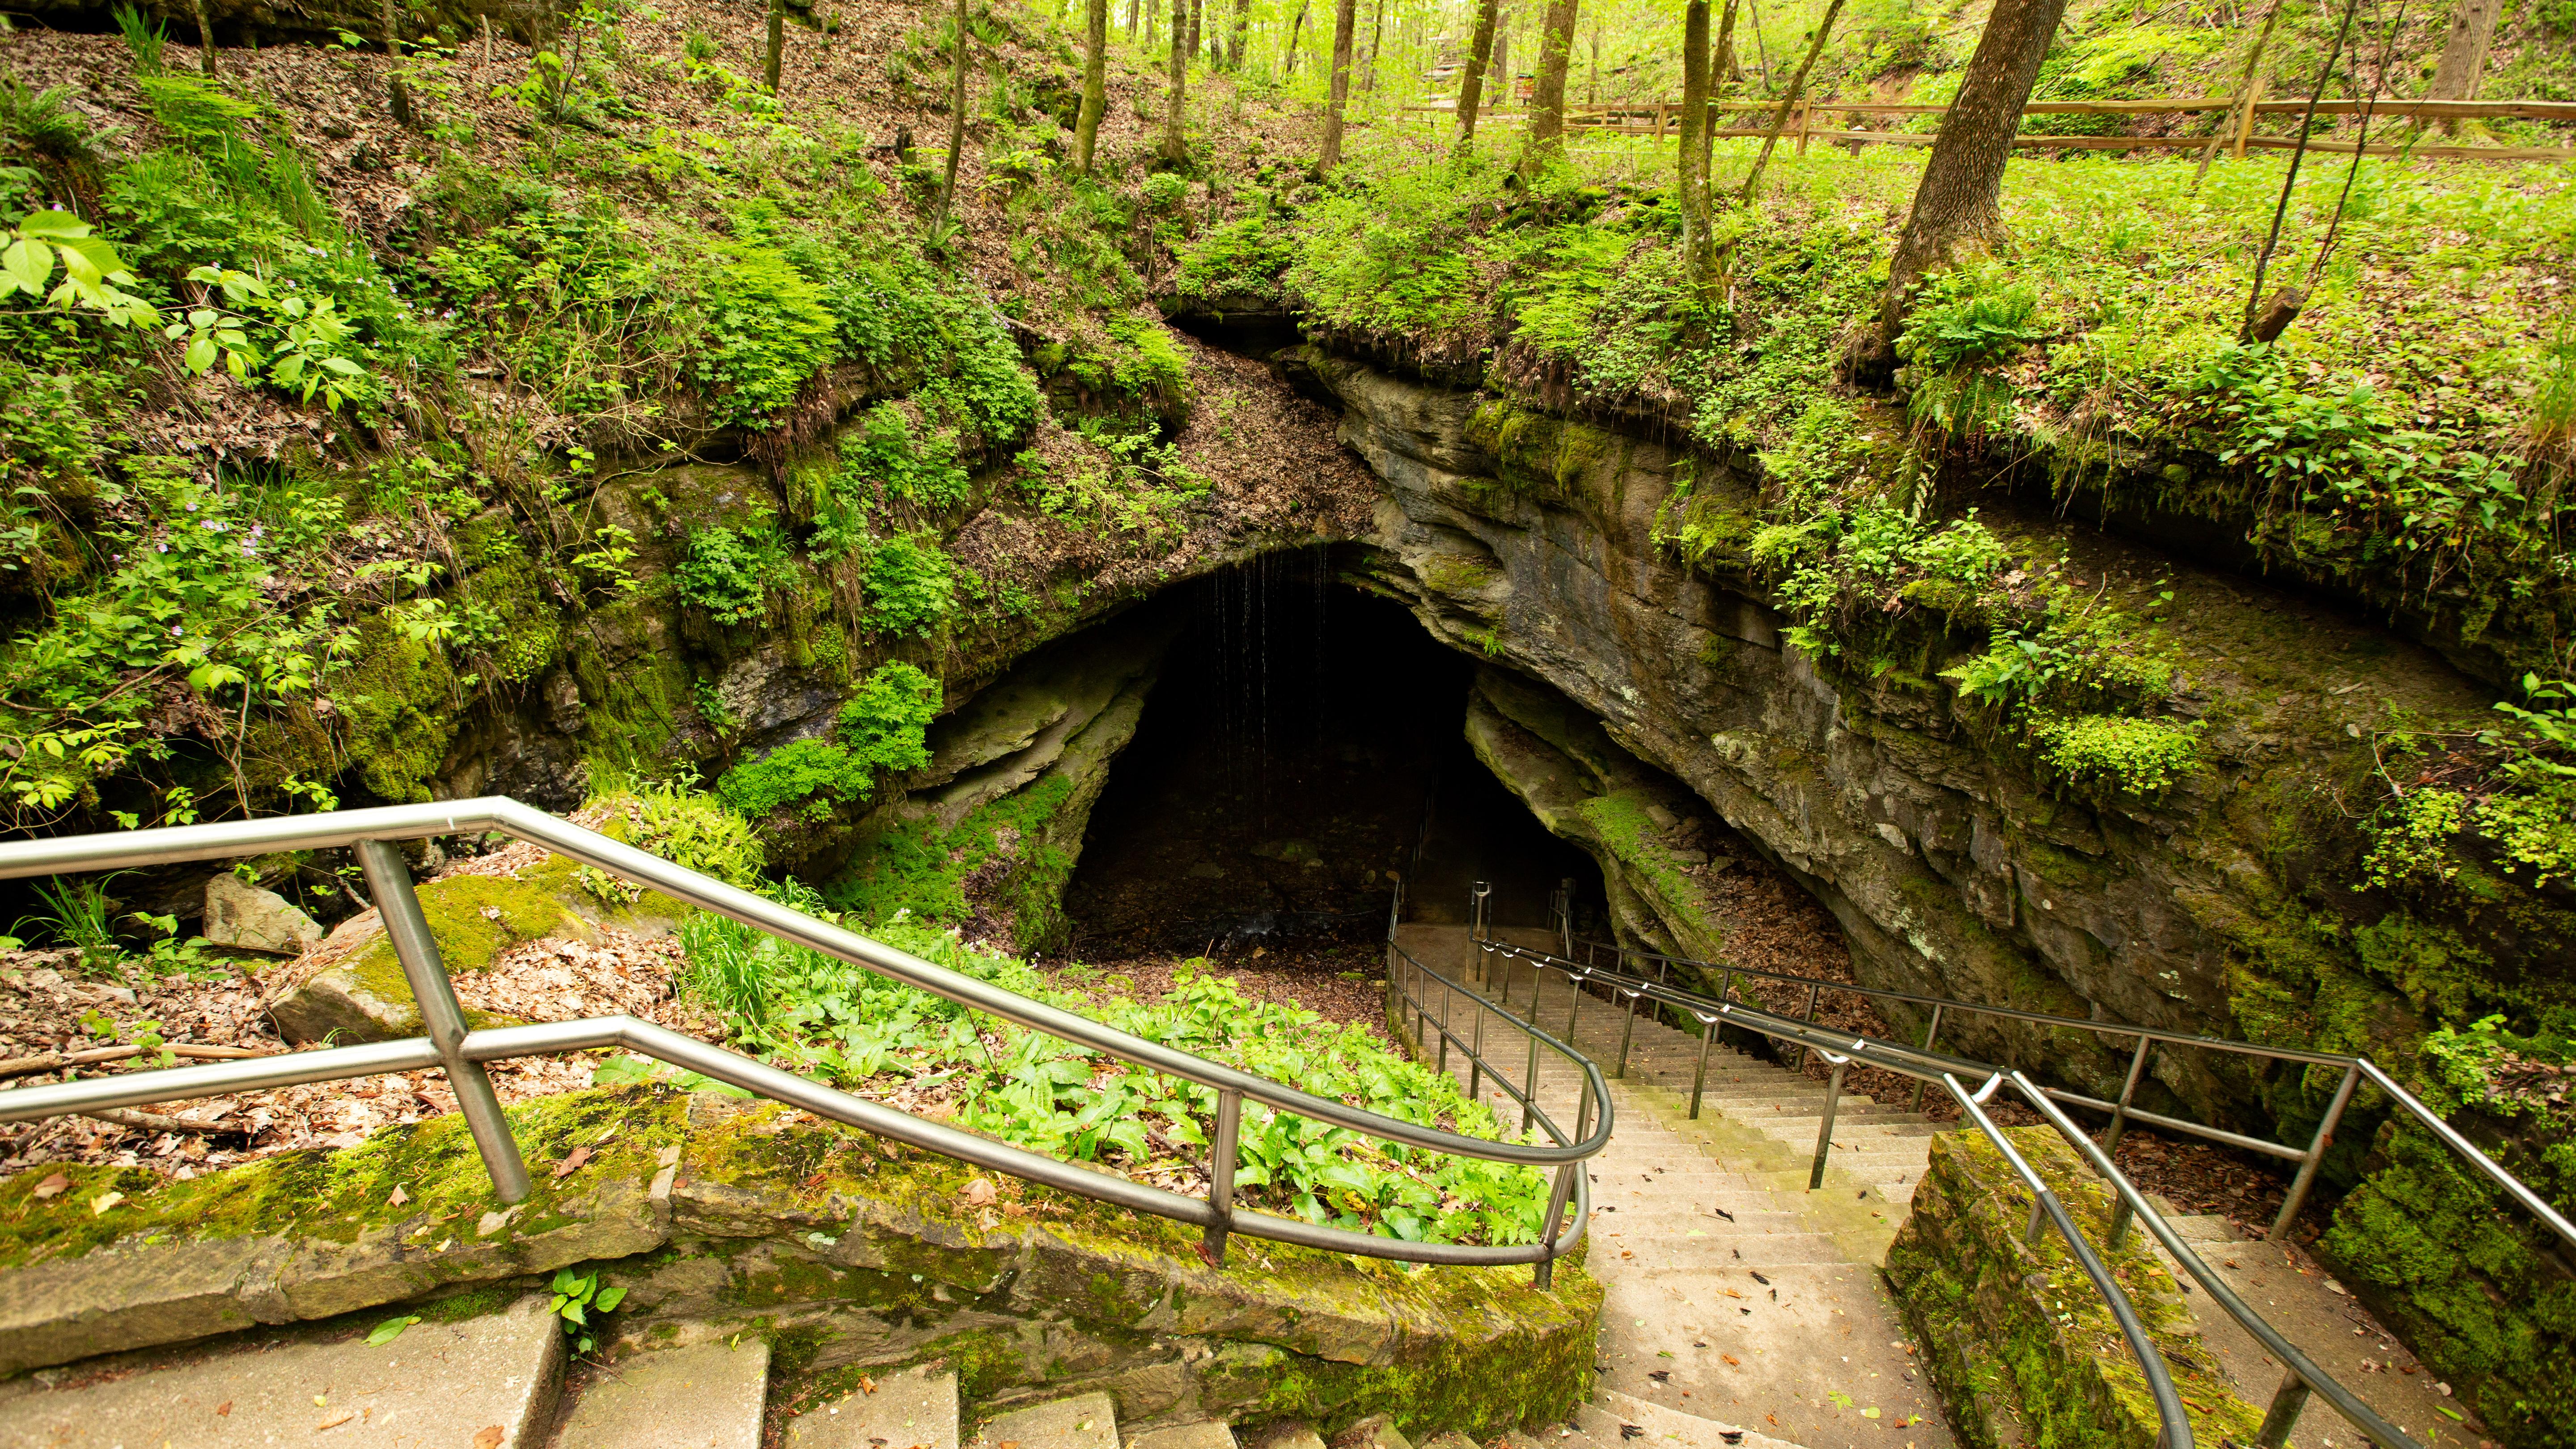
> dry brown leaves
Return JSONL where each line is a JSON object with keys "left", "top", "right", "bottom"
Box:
{"left": 0, "top": 837, "right": 718, "bottom": 1185}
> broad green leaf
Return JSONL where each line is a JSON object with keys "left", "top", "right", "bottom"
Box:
{"left": 16, "top": 210, "right": 89, "bottom": 239}
{"left": 365, "top": 1314, "right": 420, "bottom": 1346}
{"left": 2, "top": 238, "right": 51, "bottom": 293}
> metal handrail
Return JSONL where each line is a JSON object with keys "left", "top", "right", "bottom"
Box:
{"left": 1383, "top": 938, "right": 1606, "bottom": 1287}
{"left": 1474, "top": 937, "right": 2449, "bottom": 1449}
{"left": 1573, "top": 933, "right": 2576, "bottom": 1254}
{"left": 0, "top": 799, "right": 1607, "bottom": 1281}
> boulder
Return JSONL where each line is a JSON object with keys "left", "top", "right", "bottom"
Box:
{"left": 202, "top": 875, "right": 323, "bottom": 955}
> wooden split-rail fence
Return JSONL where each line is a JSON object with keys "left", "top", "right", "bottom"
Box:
{"left": 1410, "top": 93, "right": 2576, "bottom": 162}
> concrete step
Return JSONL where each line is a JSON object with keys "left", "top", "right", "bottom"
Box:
{"left": 1128, "top": 1424, "right": 1239, "bottom": 1449}
{"left": 555, "top": 1336, "right": 771, "bottom": 1449}
{"left": 1579, "top": 1387, "right": 1808, "bottom": 1449}
{"left": 786, "top": 1363, "right": 961, "bottom": 1449}
{"left": 0, "top": 1292, "right": 564, "bottom": 1448}
{"left": 969, "top": 1391, "right": 1119, "bottom": 1449}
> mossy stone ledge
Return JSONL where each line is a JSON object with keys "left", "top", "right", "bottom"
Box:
{"left": 1885, "top": 1127, "right": 2263, "bottom": 1449}
{"left": 0, "top": 1089, "right": 1598, "bottom": 1433}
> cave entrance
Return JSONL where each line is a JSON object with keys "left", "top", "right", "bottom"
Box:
{"left": 1059, "top": 551, "right": 1602, "bottom": 959}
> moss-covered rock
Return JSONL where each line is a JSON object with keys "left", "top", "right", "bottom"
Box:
{"left": 267, "top": 852, "right": 689, "bottom": 1044}
{"left": 1885, "top": 1128, "right": 2262, "bottom": 1449}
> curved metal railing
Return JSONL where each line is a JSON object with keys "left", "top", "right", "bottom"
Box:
{"left": 0, "top": 798, "right": 1610, "bottom": 1282}
{"left": 1475, "top": 935, "right": 2481, "bottom": 1449}
{"left": 1561, "top": 931, "right": 2576, "bottom": 1258}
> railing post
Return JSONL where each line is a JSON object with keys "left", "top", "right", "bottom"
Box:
{"left": 1565, "top": 969, "right": 1582, "bottom": 1043}
{"left": 1202, "top": 1087, "right": 1242, "bottom": 1266}
{"left": 1690, "top": 1015, "right": 1716, "bottom": 1119}
{"left": 1615, "top": 987, "right": 1640, "bottom": 1079}
{"left": 1558, "top": 876, "right": 1575, "bottom": 957}
{"left": 2254, "top": 1368, "right": 2310, "bottom": 1449}
{"left": 1910, "top": 1002, "right": 1944, "bottom": 1113}
{"left": 1436, "top": 978, "right": 1452, "bottom": 1074}
{"left": 1523, "top": 1034, "right": 1541, "bottom": 1136}
{"left": 2101, "top": 1034, "right": 2154, "bottom": 1159}
{"left": 1469, "top": 992, "right": 1485, "bottom": 1099}
{"left": 1793, "top": 982, "right": 1821, "bottom": 1072}
{"left": 2269, "top": 1062, "right": 2361, "bottom": 1244}
{"left": 1534, "top": 1159, "right": 1579, "bottom": 1289}
{"left": 355, "top": 838, "right": 530, "bottom": 1204}
{"left": 1808, "top": 1055, "right": 1847, "bottom": 1191}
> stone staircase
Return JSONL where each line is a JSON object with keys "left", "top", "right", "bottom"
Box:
{"left": 0, "top": 1296, "right": 1217, "bottom": 1449}
{"left": 1393, "top": 924, "right": 1957, "bottom": 1449}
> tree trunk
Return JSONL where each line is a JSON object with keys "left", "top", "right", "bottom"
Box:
{"left": 1489, "top": 22, "right": 1509, "bottom": 109}
{"left": 1456, "top": 0, "right": 1500, "bottom": 143}
{"left": 1705, "top": 0, "right": 1739, "bottom": 183}
{"left": 1183, "top": 0, "right": 1202, "bottom": 72}
{"left": 1319, "top": 0, "right": 1359, "bottom": 169}
{"left": 383, "top": 0, "right": 413, "bottom": 124}
{"left": 941, "top": 0, "right": 968, "bottom": 218}
{"left": 1164, "top": 0, "right": 1190, "bottom": 160}
{"left": 1585, "top": 23, "right": 1598, "bottom": 105}
{"left": 2425, "top": 0, "right": 2500, "bottom": 105}
{"left": 764, "top": 0, "right": 784, "bottom": 92}
{"left": 1126, "top": 0, "right": 1141, "bottom": 38}
{"left": 1856, "top": 0, "right": 2066, "bottom": 378}
{"left": 1514, "top": 0, "right": 1578, "bottom": 177}
{"left": 1361, "top": 0, "right": 1384, "bottom": 93}
{"left": 1730, "top": 0, "right": 1839, "bottom": 204}
{"left": 1678, "top": 0, "right": 1710, "bottom": 266}
{"left": 192, "top": 0, "right": 220, "bottom": 75}
{"left": 1228, "top": 0, "right": 1250, "bottom": 69}
{"left": 1284, "top": 0, "right": 1309, "bottom": 74}
{"left": 1746, "top": 0, "right": 1770, "bottom": 90}
{"left": 1076, "top": 0, "right": 1110, "bottom": 169}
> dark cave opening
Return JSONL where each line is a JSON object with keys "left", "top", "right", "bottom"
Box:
{"left": 1058, "top": 551, "right": 1603, "bottom": 959}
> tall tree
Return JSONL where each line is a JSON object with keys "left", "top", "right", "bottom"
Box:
{"left": 1456, "top": 0, "right": 1501, "bottom": 143}
{"left": 1284, "top": 0, "right": 1310, "bottom": 73}
{"left": 1704, "top": 0, "right": 1740, "bottom": 186}
{"left": 1730, "top": 0, "right": 1839, "bottom": 204}
{"left": 191, "top": 0, "right": 219, "bottom": 76}
{"left": 1126, "top": 0, "right": 1141, "bottom": 38}
{"left": 1227, "top": 0, "right": 1250, "bottom": 69}
{"left": 1076, "top": 0, "right": 1110, "bottom": 169}
{"left": 1514, "top": 0, "right": 1579, "bottom": 178}
{"left": 1678, "top": 0, "right": 1711, "bottom": 266}
{"left": 764, "top": 0, "right": 785, "bottom": 92}
{"left": 1184, "top": 0, "right": 1203, "bottom": 72}
{"left": 383, "top": 0, "right": 414, "bottom": 124}
{"left": 2194, "top": 0, "right": 2283, "bottom": 185}
{"left": 1361, "top": 0, "right": 1385, "bottom": 93}
{"left": 1164, "top": 0, "right": 1190, "bottom": 161}
{"left": 1851, "top": 0, "right": 2066, "bottom": 379}
{"left": 1318, "top": 0, "right": 1359, "bottom": 168}
{"left": 2425, "top": 0, "right": 2501, "bottom": 105}
{"left": 1489, "top": 15, "right": 1510, "bottom": 110}
{"left": 940, "top": 0, "right": 969, "bottom": 218}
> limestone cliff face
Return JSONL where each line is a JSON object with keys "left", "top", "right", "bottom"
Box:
{"left": 1317, "top": 348, "right": 2508, "bottom": 1130}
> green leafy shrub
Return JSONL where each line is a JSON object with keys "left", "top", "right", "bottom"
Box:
{"left": 1897, "top": 272, "right": 2047, "bottom": 440}
{"left": 691, "top": 244, "right": 838, "bottom": 427}
{"left": 863, "top": 533, "right": 954, "bottom": 636}
{"left": 675, "top": 523, "right": 797, "bottom": 625}
{"left": 2030, "top": 713, "right": 2201, "bottom": 797}
{"left": 715, "top": 662, "right": 941, "bottom": 819}
{"left": 580, "top": 779, "right": 767, "bottom": 902}
{"left": 838, "top": 404, "right": 969, "bottom": 511}
{"left": 1170, "top": 212, "right": 1299, "bottom": 301}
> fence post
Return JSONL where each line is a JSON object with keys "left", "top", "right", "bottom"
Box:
{"left": 1534, "top": 1159, "right": 1580, "bottom": 1289}
{"left": 1523, "top": 1034, "right": 1541, "bottom": 1136}
{"left": 1615, "top": 987, "right": 1641, "bottom": 1080}
{"left": 1202, "top": 1087, "right": 1242, "bottom": 1266}
{"left": 1795, "top": 99, "right": 1813, "bottom": 155}
{"left": 1792, "top": 982, "right": 1821, "bottom": 1072}
{"left": 356, "top": 839, "right": 530, "bottom": 1204}
{"left": 2269, "top": 1062, "right": 2361, "bottom": 1243}
{"left": 1690, "top": 1016, "right": 1716, "bottom": 1119}
{"left": 2234, "top": 74, "right": 2265, "bottom": 158}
